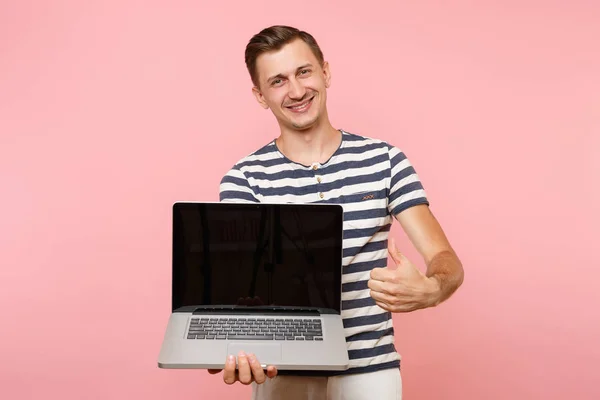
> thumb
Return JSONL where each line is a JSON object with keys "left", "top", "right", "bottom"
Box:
{"left": 388, "top": 237, "right": 407, "bottom": 267}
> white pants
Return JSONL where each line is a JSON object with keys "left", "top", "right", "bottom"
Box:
{"left": 251, "top": 368, "right": 402, "bottom": 400}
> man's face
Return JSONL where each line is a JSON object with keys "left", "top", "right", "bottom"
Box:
{"left": 252, "top": 39, "right": 331, "bottom": 131}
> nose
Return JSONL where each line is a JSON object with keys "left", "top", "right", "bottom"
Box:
{"left": 287, "top": 77, "right": 306, "bottom": 100}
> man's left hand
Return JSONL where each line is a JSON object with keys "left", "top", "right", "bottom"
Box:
{"left": 368, "top": 238, "right": 441, "bottom": 312}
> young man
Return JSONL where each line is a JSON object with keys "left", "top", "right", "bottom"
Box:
{"left": 210, "top": 25, "right": 464, "bottom": 400}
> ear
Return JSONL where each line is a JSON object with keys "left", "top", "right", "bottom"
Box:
{"left": 252, "top": 86, "right": 270, "bottom": 109}
{"left": 322, "top": 61, "right": 331, "bottom": 88}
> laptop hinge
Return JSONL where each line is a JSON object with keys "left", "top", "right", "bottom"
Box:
{"left": 188, "top": 306, "right": 322, "bottom": 316}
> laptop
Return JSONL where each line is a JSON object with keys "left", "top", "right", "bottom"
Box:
{"left": 157, "top": 201, "right": 350, "bottom": 371}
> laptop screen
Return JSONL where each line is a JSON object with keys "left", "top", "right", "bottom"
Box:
{"left": 171, "top": 202, "right": 343, "bottom": 313}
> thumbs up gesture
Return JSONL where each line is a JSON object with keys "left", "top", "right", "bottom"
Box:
{"left": 368, "top": 237, "right": 441, "bottom": 312}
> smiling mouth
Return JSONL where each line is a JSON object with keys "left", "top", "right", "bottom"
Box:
{"left": 285, "top": 96, "right": 314, "bottom": 113}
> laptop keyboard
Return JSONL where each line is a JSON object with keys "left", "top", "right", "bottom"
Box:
{"left": 186, "top": 317, "right": 323, "bottom": 341}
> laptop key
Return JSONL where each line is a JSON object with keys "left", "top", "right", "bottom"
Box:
{"left": 315, "top": 337, "right": 323, "bottom": 341}
{"left": 206, "top": 335, "right": 215, "bottom": 339}
{"left": 227, "top": 335, "right": 273, "bottom": 340}
{"left": 305, "top": 336, "right": 314, "bottom": 341}
{"left": 295, "top": 337, "right": 304, "bottom": 341}
{"left": 275, "top": 335, "right": 285, "bottom": 340}
{"left": 187, "top": 335, "right": 196, "bottom": 339}
{"left": 196, "top": 335, "right": 205, "bottom": 339}
{"left": 216, "top": 335, "right": 227, "bottom": 340}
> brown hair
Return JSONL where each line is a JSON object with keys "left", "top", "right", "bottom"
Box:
{"left": 245, "top": 25, "right": 325, "bottom": 88}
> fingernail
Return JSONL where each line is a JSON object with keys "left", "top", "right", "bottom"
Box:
{"left": 248, "top": 353, "right": 255, "bottom": 363}
{"left": 239, "top": 351, "right": 246, "bottom": 357}
{"left": 227, "top": 355, "right": 235, "bottom": 363}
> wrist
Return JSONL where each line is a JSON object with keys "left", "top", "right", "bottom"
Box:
{"left": 425, "top": 275, "right": 443, "bottom": 308}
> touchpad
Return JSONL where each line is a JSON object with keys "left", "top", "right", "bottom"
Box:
{"left": 227, "top": 342, "right": 282, "bottom": 366}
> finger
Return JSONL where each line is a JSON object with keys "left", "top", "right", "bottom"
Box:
{"left": 375, "top": 300, "right": 393, "bottom": 312}
{"left": 247, "top": 353, "right": 267, "bottom": 384}
{"left": 370, "top": 281, "right": 415, "bottom": 303}
{"left": 222, "top": 355, "right": 237, "bottom": 385}
{"left": 266, "top": 366, "right": 278, "bottom": 378}
{"left": 370, "top": 267, "right": 396, "bottom": 282}
{"left": 388, "top": 237, "right": 404, "bottom": 266}
{"left": 237, "top": 351, "right": 252, "bottom": 385}
{"left": 368, "top": 278, "right": 394, "bottom": 294}
{"left": 380, "top": 300, "right": 416, "bottom": 313}
{"left": 369, "top": 288, "right": 397, "bottom": 304}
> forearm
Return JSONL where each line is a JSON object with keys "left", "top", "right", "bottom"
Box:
{"left": 426, "top": 250, "right": 464, "bottom": 307}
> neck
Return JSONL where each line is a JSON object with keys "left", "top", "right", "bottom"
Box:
{"left": 276, "top": 118, "right": 341, "bottom": 166}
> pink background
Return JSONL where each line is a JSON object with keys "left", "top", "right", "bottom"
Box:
{"left": 1, "top": 1, "right": 599, "bottom": 399}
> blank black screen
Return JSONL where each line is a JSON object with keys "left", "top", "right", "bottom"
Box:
{"left": 172, "top": 202, "right": 343, "bottom": 313}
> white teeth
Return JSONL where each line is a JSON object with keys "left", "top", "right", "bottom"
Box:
{"left": 289, "top": 98, "right": 312, "bottom": 110}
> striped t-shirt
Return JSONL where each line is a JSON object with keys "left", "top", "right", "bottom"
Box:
{"left": 219, "top": 130, "right": 429, "bottom": 375}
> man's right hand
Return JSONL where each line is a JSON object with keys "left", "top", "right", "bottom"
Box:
{"left": 208, "top": 351, "right": 278, "bottom": 385}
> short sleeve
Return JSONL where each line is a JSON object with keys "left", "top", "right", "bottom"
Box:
{"left": 387, "top": 145, "right": 429, "bottom": 215}
{"left": 219, "top": 166, "right": 259, "bottom": 203}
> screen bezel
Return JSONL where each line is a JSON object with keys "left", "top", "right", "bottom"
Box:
{"left": 170, "top": 201, "right": 344, "bottom": 315}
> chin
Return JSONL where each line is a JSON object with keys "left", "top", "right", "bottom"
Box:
{"left": 288, "top": 109, "right": 320, "bottom": 130}
{"left": 291, "top": 116, "right": 319, "bottom": 130}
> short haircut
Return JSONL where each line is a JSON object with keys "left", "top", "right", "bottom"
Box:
{"left": 245, "top": 25, "right": 325, "bottom": 87}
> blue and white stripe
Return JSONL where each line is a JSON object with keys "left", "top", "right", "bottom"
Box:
{"left": 219, "top": 130, "right": 429, "bottom": 375}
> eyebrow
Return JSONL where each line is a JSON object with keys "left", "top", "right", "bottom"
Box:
{"left": 266, "top": 63, "right": 314, "bottom": 84}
